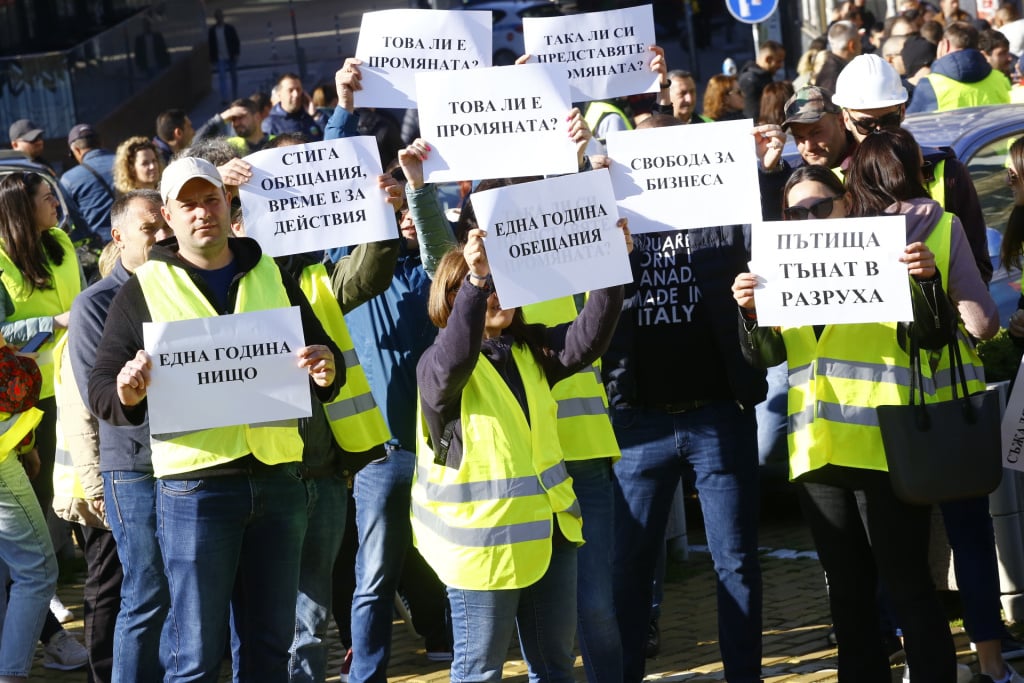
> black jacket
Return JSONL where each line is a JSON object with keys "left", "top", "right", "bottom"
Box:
{"left": 208, "top": 22, "right": 240, "bottom": 62}
{"left": 88, "top": 237, "right": 342, "bottom": 428}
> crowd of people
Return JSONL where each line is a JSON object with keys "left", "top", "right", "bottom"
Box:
{"left": 2, "top": 1, "right": 1024, "bottom": 683}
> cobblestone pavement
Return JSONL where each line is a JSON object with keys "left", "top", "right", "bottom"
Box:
{"left": 27, "top": 493, "right": 997, "bottom": 682}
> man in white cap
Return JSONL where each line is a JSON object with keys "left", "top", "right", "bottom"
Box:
{"left": 86, "top": 156, "right": 343, "bottom": 682}
{"left": 831, "top": 52, "right": 992, "bottom": 283}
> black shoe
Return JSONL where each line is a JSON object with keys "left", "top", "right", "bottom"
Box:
{"left": 645, "top": 618, "right": 660, "bottom": 658}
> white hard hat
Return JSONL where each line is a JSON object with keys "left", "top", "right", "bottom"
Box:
{"left": 831, "top": 54, "right": 908, "bottom": 109}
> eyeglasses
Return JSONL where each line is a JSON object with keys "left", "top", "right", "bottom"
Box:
{"left": 1008, "top": 168, "right": 1021, "bottom": 186}
{"left": 784, "top": 196, "right": 837, "bottom": 220}
{"left": 848, "top": 111, "right": 903, "bottom": 135}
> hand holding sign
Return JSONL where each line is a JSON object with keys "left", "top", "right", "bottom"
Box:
{"left": 297, "top": 344, "right": 336, "bottom": 388}
{"left": 464, "top": 228, "right": 490, "bottom": 282}
{"left": 731, "top": 272, "right": 760, "bottom": 312}
{"left": 117, "top": 349, "right": 152, "bottom": 407}
{"left": 568, "top": 107, "right": 591, "bottom": 170}
{"left": 336, "top": 58, "right": 364, "bottom": 113}
{"left": 398, "top": 139, "right": 433, "bottom": 190}
{"left": 752, "top": 124, "right": 786, "bottom": 171}
{"left": 900, "top": 242, "right": 937, "bottom": 280}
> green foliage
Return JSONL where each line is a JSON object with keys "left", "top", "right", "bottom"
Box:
{"left": 976, "top": 328, "right": 1024, "bottom": 383}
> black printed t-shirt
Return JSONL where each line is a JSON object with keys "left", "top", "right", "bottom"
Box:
{"left": 631, "top": 230, "right": 732, "bottom": 406}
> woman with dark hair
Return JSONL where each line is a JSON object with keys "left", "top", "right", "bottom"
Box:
{"left": 112, "top": 136, "right": 163, "bottom": 195}
{"left": 848, "top": 126, "right": 1022, "bottom": 683}
{"left": 757, "top": 81, "right": 795, "bottom": 126}
{"left": 412, "top": 224, "right": 625, "bottom": 682}
{"left": 702, "top": 74, "right": 746, "bottom": 122}
{"left": 733, "top": 148, "right": 997, "bottom": 681}
{"left": 0, "top": 171, "right": 86, "bottom": 669}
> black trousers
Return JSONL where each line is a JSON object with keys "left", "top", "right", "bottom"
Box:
{"left": 82, "top": 525, "right": 123, "bottom": 683}
{"left": 798, "top": 470, "right": 956, "bottom": 683}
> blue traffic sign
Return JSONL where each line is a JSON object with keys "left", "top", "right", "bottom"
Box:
{"left": 725, "top": 0, "right": 779, "bottom": 24}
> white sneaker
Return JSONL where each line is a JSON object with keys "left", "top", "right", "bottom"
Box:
{"left": 42, "top": 630, "right": 88, "bottom": 670}
{"left": 49, "top": 595, "right": 73, "bottom": 624}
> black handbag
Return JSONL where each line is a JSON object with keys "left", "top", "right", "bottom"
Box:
{"left": 876, "top": 332, "right": 1002, "bottom": 505}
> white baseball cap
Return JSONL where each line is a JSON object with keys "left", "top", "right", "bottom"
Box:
{"left": 160, "top": 156, "right": 223, "bottom": 204}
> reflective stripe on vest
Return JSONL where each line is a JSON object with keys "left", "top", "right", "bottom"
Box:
{"left": 782, "top": 211, "right": 962, "bottom": 478}
{"left": 522, "top": 297, "right": 620, "bottom": 462}
{"left": 52, "top": 335, "right": 87, "bottom": 499}
{"left": 412, "top": 342, "right": 582, "bottom": 591}
{"left": 929, "top": 70, "right": 1011, "bottom": 111}
{"left": 0, "top": 229, "right": 80, "bottom": 398}
{"left": 298, "top": 263, "right": 390, "bottom": 452}
{"left": 135, "top": 255, "right": 304, "bottom": 477}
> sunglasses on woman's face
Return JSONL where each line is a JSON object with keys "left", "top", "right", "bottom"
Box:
{"left": 784, "top": 196, "right": 837, "bottom": 221}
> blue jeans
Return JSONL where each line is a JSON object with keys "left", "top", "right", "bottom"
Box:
{"left": 940, "top": 495, "right": 1007, "bottom": 644}
{"left": 611, "top": 402, "right": 762, "bottom": 683}
{"left": 350, "top": 447, "right": 415, "bottom": 683}
{"left": 157, "top": 463, "right": 308, "bottom": 683}
{"left": 565, "top": 458, "right": 621, "bottom": 683}
{"left": 104, "top": 470, "right": 169, "bottom": 683}
{"left": 290, "top": 475, "right": 348, "bottom": 682}
{"left": 0, "top": 454, "right": 57, "bottom": 677}
{"left": 448, "top": 542, "right": 578, "bottom": 683}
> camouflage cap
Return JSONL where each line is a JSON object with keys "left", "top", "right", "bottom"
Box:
{"left": 781, "top": 86, "right": 841, "bottom": 131}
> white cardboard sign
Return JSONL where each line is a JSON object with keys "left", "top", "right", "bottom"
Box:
{"left": 1001, "top": 364, "right": 1024, "bottom": 472}
{"left": 748, "top": 215, "right": 913, "bottom": 327}
{"left": 354, "top": 9, "right": 492, "bottom": 109}
{"left": 523, "top": 5, "right": 658, "bottom": 102}
{"left": 607, "top": 119, "right": 761, "bottom": 233}
{"left": 239, "top": 137, "right": 397, "bottom": 257}
{"left": 143, "top": 307, "right": 311, "bottom": 435}
{"left": 471, "top": 170, "right": 632, "bottom": 309}
{"left": 416, "top": 63, "right": 577, "bottom": 182}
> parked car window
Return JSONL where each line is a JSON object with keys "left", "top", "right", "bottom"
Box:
{"left": 966, "top": 134, "right": 1020, "bottom": 235}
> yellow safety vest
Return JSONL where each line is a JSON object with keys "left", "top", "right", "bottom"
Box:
{"left": 0, "top": 229, "right": 81, "bottom": 398}
{"left": 925, "top": 213, "right": 986, "bottom": 401}
{"left": 411, "top": 342, "right": 583, "bottom": 591}
{"left": 584, "top": 101, "right": 633, "bottom": 141}
{"left": 297, "top": 263, "right": 390, "bottom": 452}
{"left": 929, "top": 70, "right": 1010, "bottom": 111}
{"left": 783, "top": 211, "right": 980, "bottom": 478}
{"left": 0, "top": 408, "right": 42, "bottom": 466}
{"left": 522, "top": 296, "right": 620, "bottom": 462}
{"left": 52, "top": 335, "right": 87, "bottom": 499}
{"left": 135, "top": 255, "right": 304, "bottom": 477}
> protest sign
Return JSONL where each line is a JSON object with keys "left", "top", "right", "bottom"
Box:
{"left": 607, "top": 119, "right": 760, "bottom": 233}
{"left": 239, "top": 137, "right": 397, "bottom": 257}
{"left": 144, "top": 307, "right": 311, "bottom": 435}
{"left": 748, "top": 215, "right": 912, "bottom": 327}
{"left": 417, "top": 63, "right": 576, "bottom": 182}
{"left": 470, "top": 170, "right": 631, "bottom": 309}
{"left": 1001, "top": 363, "right": 1024, "bottom": 472}
{"left": 355, "top": 9, "right": 492, "bottom": 109}
{"left": 523, "top": 5, "right": 658, "bottom": 102}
